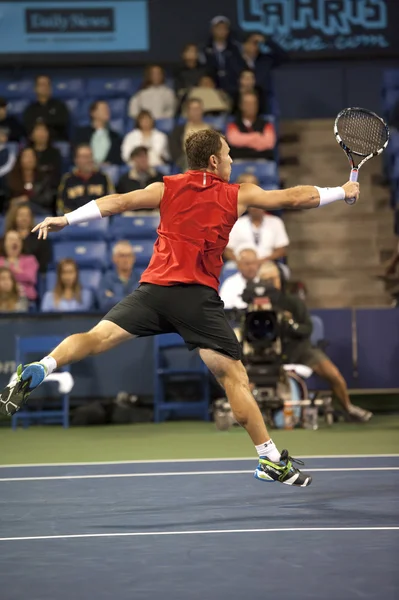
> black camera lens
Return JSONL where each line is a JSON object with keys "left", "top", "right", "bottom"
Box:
{"left": 245, "top": 310, "right": 278, "bottom": 342}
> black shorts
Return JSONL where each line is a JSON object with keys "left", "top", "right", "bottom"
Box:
{"left": 103, "top": 283, "right": 242, "bottom": 361}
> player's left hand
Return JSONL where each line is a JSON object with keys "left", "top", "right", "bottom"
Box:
{"left": 32, "top": 216, "right": 68, "bottom": 240}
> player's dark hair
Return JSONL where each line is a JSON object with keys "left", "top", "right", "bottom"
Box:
{"left": 185, "top": 129, "right": 225, "bottom": 170}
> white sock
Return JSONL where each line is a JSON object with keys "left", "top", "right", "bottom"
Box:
{"left": 39, "top": 356, "right": 57, "bottom": 376}
{"left": 255, "top": 440, "right": 281, "bottom": 463}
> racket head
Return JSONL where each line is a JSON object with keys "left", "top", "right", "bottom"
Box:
{"left": 334, "top": 107, "right": 389, "bottom": 159}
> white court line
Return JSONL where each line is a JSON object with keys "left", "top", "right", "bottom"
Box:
{"left": 0, "top": 454, "right": 398, "bottom": 469}
{"left": 1, "top": 466, "right": 399, "bottom": 482}
{"left": 1, "top": 527, "right": 398, "bottom": 542}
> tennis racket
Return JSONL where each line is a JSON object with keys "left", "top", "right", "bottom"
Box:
{"left": 334, "top": 107, "right": 389, "bottom": 205}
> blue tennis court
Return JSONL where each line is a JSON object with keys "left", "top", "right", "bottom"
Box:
{"left": 1, "top": 455, "right": 398, "bottom": 600}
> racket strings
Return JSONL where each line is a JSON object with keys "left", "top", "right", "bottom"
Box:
{"left": 336, "top": 109, "right": 388, "bottom": 156}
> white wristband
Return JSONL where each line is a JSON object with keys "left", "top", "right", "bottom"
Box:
{"left": 315, "top": 186, "right": 345, "bottom": 207}
{"left": 65, "top": 200, "right": 103, "bottom": 226}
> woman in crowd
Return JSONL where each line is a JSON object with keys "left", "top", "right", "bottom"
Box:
{"left": 41, "top": 258, "right": 93, "bottom": 312}
{"left": 4, "top": 204, "right": 52, "bottom": 273}
{"left": 231, "top": 69, "right": 264, "bottom": 116}
{"left": 6, "top": 147, "right": 56, "bottom": 215}
{"left": 185, "top": 74, "right": 231, "bottom": 115}
{"left": 0, "top": 229, "right": 38, "bottom": 301}
{"left": 0, "top": 267, "right": 28, "bottom": 312}
{"left": 30, "top": 122, "right": 62, "bottom": 189}
{"left": 174, "top": 43, "right": 209, "bottom": 105}
{"left": 121, "top": 110, "right": 170, "bottom": 167}
{"left": 128, "top": 64, "right": 176, "bottom": 120}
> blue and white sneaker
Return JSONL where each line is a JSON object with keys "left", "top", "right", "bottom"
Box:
{"left": 254, "top": 449, "right": 312, "bottom": 487}
{"left": 0, "top": 363, "right": 47, "bottom": 417}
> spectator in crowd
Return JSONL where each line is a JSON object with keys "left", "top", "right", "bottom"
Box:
{"left": 41, "top": 258, "right": 93, "bottom": 312}
{"left": 186, "top": 75, "right": 231, "bottom": 115}
{"left": 200, "top": 15, "right": 240, "bottom": 90}
{"left": 74, "top": 100, "right": 122, "bottom": 166}
{"left": 30, "top": 122, "right": 62, "bottom": 189}
{"left": 98, "top": 241, "right": 140, "bottom": 312}
{"left": 0, "top": 267, "right": 28, "bottom": 313}
{"left": 121, "top": 110, "right": 169, "bottom": 168}
{"left": 169, "top": 98, "right": 210, "bottom": 170}
{"left": 174, "top": 43, "right": 209, "bottom": 105}
{"left": 4, "top": 204, "right": 52, "bottom": 273}
{"left": 220, "top": 246, "right": 260, "bottom": 309}
{"left": 6, "top": 147, "right": 56, "bottom": 215}
{"left": 116, "top": 147, "right": 163, "bottom": 195}
{"left": 0, "top": 230, "right": 38, "bottom": 301}
{"left": 57, "top": 144, "right": 114, "bottom": 214}
{"left": 226, "top": 92, "right": 276, "bottom": 160}
{"left": 225, "top": 174, "right": 289, "bottom": 265}
{"left": 23, "top": 75, "right": 69, "bottom": 141}
{"left": 128, "top": 65, "right": 176, "bottom": 120}
{"left": 231, "top": 70, "right": 264, "bottom": 117}
{"left": 0, "top": 139, "right": 17, "bottom": 213}
{"left": 0, "top": 97, "right": 25, "bottom": 142}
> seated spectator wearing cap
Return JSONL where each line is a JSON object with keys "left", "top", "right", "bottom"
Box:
{"left": 23, "top": 75, "right": 69, "bottom": 141}
{"left": 41, "top": 258, "right": 93, "bottom": 312}
{"left": 57, "top": 144, "right": 114, "bottom": 214}
{"left": 200, "top": 16, "right": 240, "bottom": 91}
{"left": 30, "top": 122, "right": 62, "bottom": 189}
{"left": 128, "top": 65, "right": 176, "bottom": 120}
{"left": 231, "top": 70, "right": 265, "bottom": 117}
{"left": 74, "top": 100, "right": 122, "bottom": 166}
{"left": 185, "top": 75, "right": 231, "bottom": 115}
{"left": 121, "top": 110, "right": 170, "bottom": 168}
{"left": 0, "top": 267, "right": 28, "bottom": 313}
{"left": 116, "top": 146, "right": 163, "bottom": 195}
{"left": 226, "top": 92, "right": 276, "bottom": 160}
{"left": 6, "top": 147, "right": 56, "bottom": 215}
{"left": 4, "top": 204, "right": 52, "bottom": 273}
{"left": 98, "top": 241, "right": 140, "bottom": 312}
{"left": 0, "top": 230, "right": 38, "bottom": 301}
{"left": 225, "top": 174, "right": 289, "bottom": 265}
{"left": 169, "top": 98, "right": 210, "bottom": 171}
{"left": 174, "top": 44, "right": 209, "bottom": 107}
{"left": 0, "top": 97, "right": 25, "bottom": 143}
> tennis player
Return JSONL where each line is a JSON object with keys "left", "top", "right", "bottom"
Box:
{"left": 0, "top": 130, "right": 359, "bottom": 487}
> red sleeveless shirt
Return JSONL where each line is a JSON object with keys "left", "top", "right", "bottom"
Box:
{"left": 140, "top": 170, "right": 239, "bottom": 291}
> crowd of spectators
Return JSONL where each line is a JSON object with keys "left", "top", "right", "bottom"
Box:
{"left": 0, "top": 15, "right": 289, "bottom": 314}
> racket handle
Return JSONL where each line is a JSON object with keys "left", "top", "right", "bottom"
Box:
{"left": 345, "top": 169, "right": 358, "bottom": 205}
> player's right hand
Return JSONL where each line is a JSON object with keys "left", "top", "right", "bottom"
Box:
{"left": 342, "top": 181, "right": 360, "bottom": 203}
{"left": 31, "top": 216, "right": 68, "bottom": 240}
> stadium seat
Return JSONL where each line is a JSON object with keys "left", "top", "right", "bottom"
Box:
{"left": 87, "top": 77, "right": 133, "bottom": 97}
{"left": 0, "top": 216, "right": 4, "bottom": 236}
{"left": 383, "top": 89, "right": 399, "bottom": 116}
{"left": 109, "top": 118, "right": 125, "bottom": 137}
{"left": 310, "top": 316, "right": 325, "bottom": 347}
{"left": 4, "top": 142, "right": 19, "bottom": 157}
{"left": 382, "top": 69, "right": 399, "bottom": 93}
{"left": 64, "top": 98, "right": 81, "bottom": 122}
{"left": 108, "top": 98, "right": 127, "bottom": 118}
{"left": 53, "top": 141, "right": 71, "bottom": 160}
{"left": 109, "top": 239, "right": 155, "bottom": 267}
{"left": 11, "top": 335, "right": 70, "bottom": 429}
{"left": 49, "top": 218, "right": 109, "bottom": 241}
{"left": 155, "top": 118, "right": 175, "bottom": 134}
{"left": 230, "top": 160, "right": 278, "bottom": 184}
{"left": 102, "top": 164, "right": 120, "bottom": 185}
{"left": 52, "top": 241, "right": 108, "bottom": 269}
{"left": 6, "top": 99, "right": 29, "bottom": 117}
{"left": 53, "top": 78, "right": 85, "bottom": 98}
{"left": 46, "top": 269, "right": 102, "bottom": 292}
{"left": 110, "top": 214, "right": 160, "bottom": 240}
{"left": 0, "top": 79, "right": 34, "bottom": 99}
{"left": 203, "top": 114, "right": 227, "bottom": 132}
{"left": 153, "top": 333, "right": 210, "bottom": 422}
{"left": 157, "top": 164, "right": 171, "bottom": 175}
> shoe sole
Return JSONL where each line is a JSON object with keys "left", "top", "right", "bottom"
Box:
{"left": 0, "top": 379, "right": 31, "bottom": 417}
{"left": 254, "top": 469, "right": 312, "bottom": 487}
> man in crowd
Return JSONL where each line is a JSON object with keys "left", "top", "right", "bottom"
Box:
{"left": 225, "top": 173, "right": 289, "bottom": 267}
{"left": 116, "top": 146, "right": 163, "bottom": 195}
{"left": 74, "top": 100, "right": 122, "bottom": 166}
{"left": 23, "top": 75, "right": 70, "bottom": 141}
{"left": 226, "top": 92, "right": 276, "bottom": 160}
{"left": 169, "top": 98, "right": 210, "bottom": 170}
{"left": 200, "top": 15, "right": 240, "bottom": 90}
{"left": 0, "top": 97, "right": 25, "bottom": 142}
{"left": 97, "top": 241, "right": 140, "bottom": 312}
{"left": 57, "top": 144, "right": 114, "bottom": 213}
{"left": 220, "top": 255, "right": 372, "bottom": 422}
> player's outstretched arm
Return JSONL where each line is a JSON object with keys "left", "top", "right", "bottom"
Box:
{"left": 237, "top": 181, "right": 359, "bottom": 216}
{"left": 32, "top": 183, "right": 164, "bottom": 240}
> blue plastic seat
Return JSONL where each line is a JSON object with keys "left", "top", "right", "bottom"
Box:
{"left": 110, "top": 215, "right": 159, "bottom": 240}
{"left": 46, "top": 269, "right": 102, "bottom": 292}
{"left": 6, "top": 99, "right": 29, "bottom": 117}
{"left": 108, "top": 98, "right": 127, "bottom": 118}
{"left": 230, "top": 160, "right": 278, "bottom": 184}
{"left": 53, "top": 141, "right": 71, "bottom": 160}
{"left": 50, "top": 218, "right": 109, "bottom": 241}
{"left": 11, "top": 335, "right": 70, "bottom": 429}
{"left": 101, "top": 164, "right": 120, "bottom": 185}
{"left": 383, "top": 69, "right": 399, "bottom": 92}
{"left": 64, "top": 98, "right": 81, "bottom": 122}
{"left": 0, "top": 79, "right": 34, "bottom": 99}
{"left": 53, "top": 78, "right": 85, "bottom": 98}
{"left": 124, "top": 239, "right": 155, "bottom": 267}
{"left": 109, "top": 118, "right": 125, "bottom": 137}
{"left": 155, "top": 118, "right": 175, "bottom": 134}
{"left": 87, "top": 77, "right": 133, "bottom": 97}
{"left": 219, "top": 263, "right": 238, "bottom": 287}
{"left": 53, "top": 241, "right": 108, "bottom": 269}
{"left": 383, "top": 89, "right": 399, "bottom": 116}
{"left": 310, "top": 316, "right": 325, "bottom": 347}
{"left": 203, "top": 114, "right": 227, "bottom": 132}
{"left": 153, "top": 333, "right": 210, "bottom": 422}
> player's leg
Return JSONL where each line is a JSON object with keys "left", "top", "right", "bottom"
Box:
{"left": 200, "top": 348, "right": 312, "bottom": 487}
